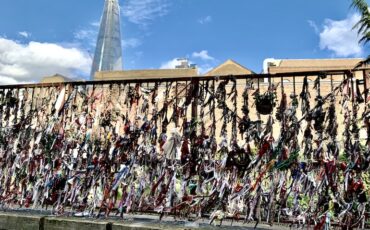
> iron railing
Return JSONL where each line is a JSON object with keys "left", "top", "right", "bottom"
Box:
{"left": 0, "top": 68, "right": 369, "bottom": 228}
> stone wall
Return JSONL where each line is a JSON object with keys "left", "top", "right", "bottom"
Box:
{"left": 0, "top": 212, "right": 292, "bottom": 230}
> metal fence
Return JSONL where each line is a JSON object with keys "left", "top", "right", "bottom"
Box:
{"left": 0, "top": 68, "right": 369, "bottom": 228}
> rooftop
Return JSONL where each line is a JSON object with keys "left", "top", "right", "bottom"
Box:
{"left": 204, "top": 59, "right": 254, "bottom": 76}
{"left": 94, "top": 68, "right": 198, "bottom": 80}
{"left": 268, "top": 58, "right": 363, "bottom": 74}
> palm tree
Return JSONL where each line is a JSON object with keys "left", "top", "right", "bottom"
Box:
{"left": 352, "top": 0, "right": 370, "bottom": 44}
{"left": 352, "top": 0, "right": 370, "bottom": 67}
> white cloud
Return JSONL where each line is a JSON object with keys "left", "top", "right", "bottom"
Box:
{"left": 90, "top": 21, "right": 100, "bottom": 27}
{"left": 72, "top": 21, "right": 103, "bottom": 48}
{"left": 74, "top": 24, "right": 141, "bottom": 52}
{"left": 197, "top": 64, "right": 213, "bottom": 75}
{"left": 122, "top": 38, "right": 142, "bottom": 49}
{"left": 160, "top": 50, "right": 217, "bottom": 75}
{"left": 74, "top": 28, "right": 98, "bottom": 48}
{"left": 18, "top": 31, "right": 31, "bottom": 38}
{"left": 0, "top": 37, "right": 91, "bottom": 85}
{"left": 192, "top": 50, "right": 215, "bottom": 61}
{"left": 319, "top": 13, "right": 363, "bottom": 57}
{"left": 307, "top": 20, "right": 319, "bottom": 34}
{"left": 198, "top": 16, "right": 212, "bottom": 25}
{"left": 122, "top": 0, "right": 170, "bottom": 26}
{"left": 160, "top": 57, "right": 214, "bottom": 75}
{"left": 160, "top": 58, "right": 180, "bottom": 69}
{"left": 0, "top": 76, "right": 28, "bottom": 85}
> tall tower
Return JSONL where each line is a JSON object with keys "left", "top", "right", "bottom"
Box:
{"left": 90, "top": 0, "right": 123, "bottom": 80}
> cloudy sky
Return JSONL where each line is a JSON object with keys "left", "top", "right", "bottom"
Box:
{"left": 0, "top": 0, "right": 368, "bottom": 84}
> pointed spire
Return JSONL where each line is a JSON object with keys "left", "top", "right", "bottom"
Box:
{"left": 90, "top": 0, "right": 123, "bottom": 80}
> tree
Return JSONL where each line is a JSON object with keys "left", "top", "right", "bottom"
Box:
{"left": 352, "top": 0, "right": 370, "bottom": 67}
{"left": 352, "top": 0, "right": 370, "bottom": 44}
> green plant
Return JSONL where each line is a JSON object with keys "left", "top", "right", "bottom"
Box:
{"left": 352, "top": 0, "right": 370, "bottom": 67}
{"left": 353, "top": 0, "right": 370, "bottom": 44}
{"left": 254, "top": 91, "right": 277, "bottom": 115}
{"left": 254, "top": 91, "right": 277, "bottom": 105}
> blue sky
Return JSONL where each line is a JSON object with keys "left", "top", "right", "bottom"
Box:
{"left": 0, "top": 0, "right": 368, "bottom": 84}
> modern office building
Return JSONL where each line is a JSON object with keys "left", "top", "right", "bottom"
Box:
{"left": 90, "top": 0, "right": 123, "bottom": 80}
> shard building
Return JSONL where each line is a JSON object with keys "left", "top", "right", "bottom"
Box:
{"left": 90, "top": 0, "right": 123, "bottom": 80}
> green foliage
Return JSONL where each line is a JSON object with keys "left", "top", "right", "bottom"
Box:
{"left": 299, "top": 195, "right": 310, "bottom": 210}
{"left": 275, "top": 150, "right": 300, "bottom": 171}
{"left": 363, "top": 172, "right": 370, "bottom": 190}
{"left": 352, "top": 0, "right": 370, "bottom": 44}
{"left": 352, "top": 0, "right": 370, "bottom": 67}
{"left": 339, "top": 152, "right": 349, "bottom": 163}
{"left": 253, "top": 91, "right": 277, "bottom": 106}
{"left": 287, "top": 195, "right": 294, "bottom": 208}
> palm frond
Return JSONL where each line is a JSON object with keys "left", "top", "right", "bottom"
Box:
{"left": 354, "top": 55, "right": 370, "bottom": 69}
{"left": 352, "top": 0, "right": 370, "bottom": 45}
{"left": 359, "top": 31, "right": 370, "bottom": 43}
{"left": 352, "top": 0, "right": 369, "bottom": 14}
{"left": 354, "top": 17, "right": 370, "bottom": 33}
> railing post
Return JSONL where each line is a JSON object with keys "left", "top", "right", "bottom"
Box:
{"left": 363, "top": 69, "right": 368, "bottom": 103}
{"left": 175, "top": 81, "right": 178, "bottom": 127}
{"left": 191, "top": 79, "right": 199, "bottom": 142}
{"left": 212, "top": 79, "right": 216, "bottom": 137}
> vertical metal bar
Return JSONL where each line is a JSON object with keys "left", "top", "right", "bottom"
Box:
{"left": 350, "top": 72, "right": 355, "bottom": 104}
{"left": 200, "top": 80, "right": 204, "bottom": 135}
{"left": 293, "top": 76, "right": 296, "bottom": 96}
{"left": 30, "top": 87, "right": 35, "bottom": 112}
{"left": 145, "top": 81, "right": 149, "bottom": 116}
{"left": 330, "top": 75, "right": 334, "bottom": 92}
{"left": 98, "top": 83, "right": 103, "bottom": 142}
{"left": 38, "top": 85, "right": 43, "bottom": 111}
{"left": 118, "top": 83, "right": 121, "bottom": 97}
{"left": 89, "top": 83, "right": 96, "bottom": 130}
{"left": 232, "top": 78, "right": 237, "bottom": 142}
{"left": 1, "top": 89, "right": 5, "bottom": 129}
{"left": 0, "top": 89, "right": 3, "bottom": 129}
{"left": 191, "top": 80, "right": 199, "bottom": 140}
{"left": 256, "top": 77, "right": 262, "bottom": 135}
{"left": 175, "top": 80, "right": 178, "bottom": 127}
{"left": 62, "top": 84, "right": 68, "bottom": 133}
{"left": 363, "top": 69, "right": 368, "bottom": 103}
{"left": 136, "top": 83, "right": 141, "bottom": 118}
{"left": 268, "top": 74, "right": 271, "bottom": 89}
{"left": 317, "top": 74, "right": 321, "bottom": 98}
{"left": 212, "top": 79, "right": 216, "bottom": 137}
{"left": 71, "top": 84, "right": 78, "bottom": 123}
{"left": 128, "top": 83, "right": 131, "bottom": 111}
{"left": 14, "top": 88, "right": 20, "bottom": 125}
{"left": 23, "top": 88, "right": 29, "bottom": 121}
{"left": 185, "top": 80, "right": 188, "bottom": 100}
{"left": 161, "top": 81, "right": 168, "bottom": 135}
{"left": 280, "top": 76, "right": 284, "bottom": 94}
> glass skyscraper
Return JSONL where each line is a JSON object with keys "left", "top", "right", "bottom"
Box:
{"left": 90, "top": 0, "right": 123, "bottom": 80}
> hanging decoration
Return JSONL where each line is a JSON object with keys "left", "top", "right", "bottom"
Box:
{"left": 0, "top": 72, "right": 368, "bottom": 229}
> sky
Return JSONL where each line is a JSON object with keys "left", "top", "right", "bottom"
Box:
{"left": 0, "top": 0, "right": 369, "bottom": 84}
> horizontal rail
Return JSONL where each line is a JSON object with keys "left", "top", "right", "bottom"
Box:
{"left": 0, "top": 68, "right": 364, "bottom": 89}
